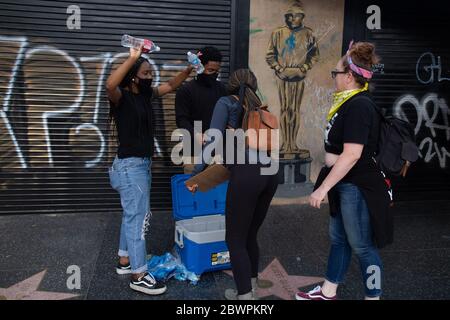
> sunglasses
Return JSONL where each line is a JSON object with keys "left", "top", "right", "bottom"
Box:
{"left": 331, "top": 70, "right": 347, "bottom": 79}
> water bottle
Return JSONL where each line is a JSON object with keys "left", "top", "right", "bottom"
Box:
{"left": 121, "top": 34, "right": 161, "bottom": 53}
{"left": 187, "top": 51, "right": 204, "bottom": 74}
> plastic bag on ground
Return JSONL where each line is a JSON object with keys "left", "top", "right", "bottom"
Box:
{"left": 147, "top": 249, "right": 200, "bottom": 285}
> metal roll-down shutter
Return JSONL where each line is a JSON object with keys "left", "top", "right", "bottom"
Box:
{"left": 0, "top": 0, "right": 246, "bottom": 214}
{"left": 343, "top": 0, "right": 450, "bottom": 200}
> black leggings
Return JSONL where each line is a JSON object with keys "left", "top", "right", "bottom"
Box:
{"left": 225, "top": 163, "right": 278, "bottom": 295}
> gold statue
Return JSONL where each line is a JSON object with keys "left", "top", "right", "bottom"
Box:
{"left": 266, "top": 2, "right": 319, "bottom": 158}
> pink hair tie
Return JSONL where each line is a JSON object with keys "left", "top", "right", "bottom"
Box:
{"left": 346, "top": 40, "right": 373, "bottom": 79}
{"left": 347, "top": 56, "right": 373, "bottom": 79}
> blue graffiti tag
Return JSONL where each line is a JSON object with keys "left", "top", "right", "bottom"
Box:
{"left": 281, "top": 32, "right": 296, "bottom": 58}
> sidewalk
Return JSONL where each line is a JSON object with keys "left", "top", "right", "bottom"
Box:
{"left": 1, "top": 195, "right": 449, "bottom": 300}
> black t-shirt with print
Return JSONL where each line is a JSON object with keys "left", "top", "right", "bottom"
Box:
{"left": 110, "top": 87, "right": 159, "bottom": 159}
{"left": 319, "top": 91, "right": 392, "bottom": 248}
{"left": 324, "top": 91, "right": 381, "bottom": 173}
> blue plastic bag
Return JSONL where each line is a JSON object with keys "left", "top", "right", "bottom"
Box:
{"left": 147, "top": 250, "right": 200, "bottom": 285}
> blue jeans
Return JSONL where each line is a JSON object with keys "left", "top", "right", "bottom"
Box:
{"left": 326, "top": 182, "right": 383, "bottom": 298}
{"left": 109, "top": 157, "right": 151, "bottom": 274}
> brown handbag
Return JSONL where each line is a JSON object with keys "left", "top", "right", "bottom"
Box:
{"left": 243, "top": 104, "right": 279, "bottom": 151}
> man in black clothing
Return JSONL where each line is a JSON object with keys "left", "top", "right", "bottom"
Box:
{"left": 175, "top": 46, "right": 227, "bottom": 173}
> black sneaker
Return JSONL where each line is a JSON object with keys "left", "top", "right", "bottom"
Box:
{"left": 130, "top": 273, "right": 167, "bottom": 295}
{"left": 116, "top": 262, "right": 132, "bottom": 275}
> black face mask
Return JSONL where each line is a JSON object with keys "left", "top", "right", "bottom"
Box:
{"left": 136, "top": 77, "right": 153, "bottom": 97}
{"left": 197, "top": 73, "right": 218, "bottom": 87}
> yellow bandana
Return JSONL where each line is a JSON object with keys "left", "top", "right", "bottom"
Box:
{"left": 327, "top": 83, "right": 369, "bottom": 121}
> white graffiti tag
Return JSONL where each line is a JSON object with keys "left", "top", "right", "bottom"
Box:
{"left": 25, "top": 46, "right": 86, "bottom": 167}
{"left": 416, "top": 52, "right": 450, "bottom": 85}
{"left": 0, "top": 36, "right": 28, "bottom": 168}
{"left": 0, "top": 36, "right": 183, "bottom": 169}
{"left": 394, "top": 93, "right": 450, "bottom": 168}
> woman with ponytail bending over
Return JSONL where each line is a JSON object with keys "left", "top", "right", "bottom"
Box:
{"left": 189, "top": 69, "right": 279, "bottom": 300}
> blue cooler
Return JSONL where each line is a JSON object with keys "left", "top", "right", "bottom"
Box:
{"left": 171, "top": 174, "right": 231, "bottom": 275}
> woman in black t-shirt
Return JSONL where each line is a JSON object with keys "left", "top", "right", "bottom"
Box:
{"left": 296, "top": 42, "right": 391, "bottom": 300}
{"left": 106, "top": 44, "right": 193, "bottom": 296}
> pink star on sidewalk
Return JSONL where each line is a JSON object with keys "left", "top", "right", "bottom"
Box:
{"left": 0, "top": 270, "right": 80, "bottom": 300}
{"left": 224, "top": 258, "right": 323, "bottom": 300}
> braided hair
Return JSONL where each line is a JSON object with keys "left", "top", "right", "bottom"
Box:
{"left": 227, "top": 69, "right": 262, "bottom": 129}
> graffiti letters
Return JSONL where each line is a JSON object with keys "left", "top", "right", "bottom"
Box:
{"left": 394, "top": 93, "right": 450, "bottom": 168}
{"left": 416, "top": 52, "right": 450, "bottom": 85}
{"left": 0, "top": 35, "right": 179, "bottom": 169}
{"left": 0, "top": 36, "right": 28, "bottom": 169}
{"left": 25, "top": 46, "right": 86, "bottom": 167}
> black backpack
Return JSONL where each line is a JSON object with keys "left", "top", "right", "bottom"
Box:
{"left": 357, "top": 96, "right": 419, "bottom": 177}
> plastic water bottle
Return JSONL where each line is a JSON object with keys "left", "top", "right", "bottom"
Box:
{"left": 187, "top": 51, "right": 204, "bottom": 74}
{"left": 121, "top": 34, "right": 161, "bottom": 53}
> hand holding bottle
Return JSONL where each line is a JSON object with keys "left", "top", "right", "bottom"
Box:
{"left": 129, "top": 44, "right": 143, "bottom": 60}
{"left": 187, "top": 51, "right": 205, "bottom": 74}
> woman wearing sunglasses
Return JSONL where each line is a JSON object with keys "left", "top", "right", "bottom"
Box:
{"left": 296, "top": 42, "right": 392, "bottom": 300}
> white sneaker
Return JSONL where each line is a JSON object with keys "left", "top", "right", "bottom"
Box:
{"left": 116, "top": 262, "right": 132, "bottom": 275}
{"left": 295, "top": 286, "right": 337, "bottom": 300}
{"left": 129, "top": 273, "right": 167, "bottom": 295}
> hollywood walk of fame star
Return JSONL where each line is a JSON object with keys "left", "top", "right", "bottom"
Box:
{"left": 0, "top": 270, "right": 80, "bottom": 300}
{"left": 224, "top": 258, "right": 324, "bottom": 300}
